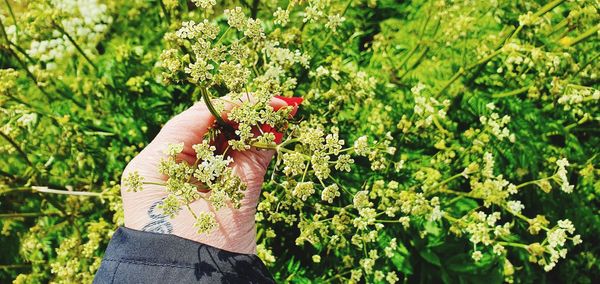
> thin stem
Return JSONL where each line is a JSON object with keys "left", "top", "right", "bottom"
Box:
{"left": 565, "top": 114, "right": 590, "bottom": 131}
{"left": 492, "top": 85, "right": 530, "bottom": 98}
{"left": 9, "top": 40, "right": 36, "bottom": 64}
{"left": 3, "top": 0, "right": 18, "bottom": 41}
{"left": 563, "top": 24, "right": 600, "bottom": 47}
{"left": 250, "top": 0, "right": 260, "bottom": 19}
{"left": 0, "top": 212, "right": 60, "bottom": 218}
{"left": 0, "top": 187, "right": 33, "bottom": 195}
{"left": 200, "top": 87, "right": 228, "bottom": 126}
{"left": 32, "top": 186, "right": 103, "bottom": 197}
{"left": 398, "top": 46, "right": 429, "bottom": 80}
{"left": 515, "top": 176, "right": 553, "bottom": 189}
{"left": 52, "top": 21, "right": 98, "bottom": 71}
{"left": 496, "top": 241, "right": 529, "bottom": 249}
{"left": 429, "top": 172, "right": 464, "bottom": 192}
{"left": 316, "top": 0, "right": 354, "bottom": 50}
{"left": 0, "top": 18, "right": 50, "bottom": 96}
{"left": 216, "top": 27, "right": 231, "bottom": 45}
{"left": 534, "top": 0, "right": 566, "bottom": 17}
{"left": 0, "top": 264, "right": 31, "bottom": 269}
{"left": 322, "top": 270, "right": 352, "bottom": 282}
{"left": 142, "top": 181, "right": 168, "bottom": 186}
{"left": 251, "top": 141, "right": 277, "bottom": 149}
{"left": 159, "top": 0, "right": 171, "bottom": 23}
{"left": 0, "top": 131, "right": 34, "bottom": 168}
{"left": 186, "top": 204, "right": 199, "bottom": 219}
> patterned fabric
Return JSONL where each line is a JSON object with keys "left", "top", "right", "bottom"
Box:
{"left": 93, "top": 227, "right": 274, "bottom": 284}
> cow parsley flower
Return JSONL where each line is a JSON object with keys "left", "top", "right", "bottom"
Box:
{"left": 353, "top": 191, "right": 371, "bottom": 209}
{"left": 273, "top": 7, "right": 289, "bottom": 26}
{"left": 321, "top": 184, "right": 340, "bottom": 203}
{"left": 386, "top": 271, "right": 399, "bottom": 284}
{"left": 472, "top": 250, "right": 483, "bottom": 262}
{"left": 555, "top": 158, "right": 573, "bottom": 193}
{"left": 185, "top": 59, "right": 215, "bottom": 83}
{"left": 192, "top": 0, "right": 216, "bottom": 9}
{"left": 293, "top": 182, "right": 315, "bottom": 201}
{"left": 245, "top": 18, "right": 265, "bottom": 40}
{"left": 507, "top": 200, "right": 525, "bottom": 214}
{"left": 123, "top": 171, "right": 144, "bottom": 192}
{"left": 353, "top": 136, "right": 369, "bottom": 156}
{"left": 224, "top": 7, "right": 247, "bottom": 30}
{"left": 192, "top": 140, "right": 216, "bottom": 159}
{"left": 164, "top": 142, "right": 184, "bottom": 156}
{"left": 194, "top": 212, "right": 218, "bottom": 234}
{"left": 325, "top": 14, "right": 346, "bottom": 32}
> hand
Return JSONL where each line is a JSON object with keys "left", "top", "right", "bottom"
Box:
{"left": 120, "top": 96, "right": 298, "bottom": 254}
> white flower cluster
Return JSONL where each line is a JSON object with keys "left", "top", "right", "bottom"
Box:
{"left": 26, "top": 0, "right": 112, "bottom": 69}
{"left": 480, "top": 103, "right": 515, "bottom": 142}
{"left": 192, "top": 0, "right": 216, "bottom": 9}
{"left": 555, "top": 158, "right": 573, "bottom": 193}
{"left": 411, "top": 83, "right": 450, "bottom": 129}
{"left": 273, "top": 7, "right": 290, "bottom": 26}
{"left": 537, "top": 219, "right": 580, "bottom": 271}
{"left": 557, "top": 84, "right": 599, "bottom": 114}
{"left": 325, "top": 14, "right": 346, "bottom": 32}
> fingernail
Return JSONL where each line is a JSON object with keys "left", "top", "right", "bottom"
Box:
{"left": 274, "top": 95, "right": 304, "bottom": 106}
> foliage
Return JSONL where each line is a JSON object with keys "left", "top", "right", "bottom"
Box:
{"left": 1, "top": 0, "right": 599, "bottom": 283}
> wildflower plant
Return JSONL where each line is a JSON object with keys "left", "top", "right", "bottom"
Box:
{"left": 1, "top": 0, "right": 599, "bottom": 283}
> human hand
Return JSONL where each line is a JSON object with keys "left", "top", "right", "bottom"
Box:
{"left": 120, "top": 96, "right": 299, "bottom": 254}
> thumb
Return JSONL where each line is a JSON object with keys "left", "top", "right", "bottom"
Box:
{"left": 145, "top": 102, "right": 216, "bottom": 159}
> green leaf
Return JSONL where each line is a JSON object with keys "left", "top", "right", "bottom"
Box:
{"left": 419, "top": 249, "right": 441, "bottom": 267}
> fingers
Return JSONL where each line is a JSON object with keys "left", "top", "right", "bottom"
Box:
{"left": 138, "top": 94, "right": 301, "bottom": 165}
{"left": 150, "top": 102, "right": 216, "bottom": 151}
{"left": 274, "top": 95, "right": 303, "bottom": 117}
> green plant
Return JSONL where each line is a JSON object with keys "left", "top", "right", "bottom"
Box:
{"left": 1, "top": 0, "right": 598, "bottom": 283}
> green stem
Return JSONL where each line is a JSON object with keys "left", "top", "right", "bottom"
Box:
{"left": 565, "top": 114, "right": 590, "bottom": 131}
{"left": 496, "top": 241, "right": 529, "bottom": 249}
{"left": 322, "top": 270, "right": 352, "bottom": 282}
{"left": 9, "top": 40, "right": 36, "bottom": 64}
{"left": 398, "top": 46, "right": 429, "bottom": 80}
{"left": 534, "top": 0, "right": 566, "bottom": 17}
{"left": 200, "top": 87, "right": 228, "bottom": 126}
{"left": 0, "top": 212, "right": 60, "bottom": 218}
{"left": 316, "top": 0, "right": 354, "bottom": 50}
{"left": 434, "top": 67, "right": 464, "bottom": 97}
{"left": 515, "top": 176, "right": 553, "bottom": 189}
{"left": 32, "top": 186, "right": 103, "bottom": 197}
{"left": 250, "top": 0, "right": 260, "bottom": 19}
{"left": 2, "top": 0, "right": 18, "bottom": 41}
{"left": 563, "top": 24, "right": 600, "bottom": 47}
{"left": 159, "top": 0, "right": 171, "bottom": 23}
{"left": 0, "top": 131, "right": 34, "bottom": 168}
{"left": 0, "top": 264, "right": 31, "bottom": 269}
{"left": 492, "top": 85, "right": 530, "bottom": 98}
{"left": 429, "top": 173, "right": 464, "bottom": 192}
{"left": 0, "top": 187, "right": 33, "bottom": 195}
{"left": 142, "top": 181, "right": 168, "bottom": 186}
{"left": 186, "top": 204, "right": 199, "bottom": 219}
{"left": 215, "top": 27, "right": 231, "bottom": 45}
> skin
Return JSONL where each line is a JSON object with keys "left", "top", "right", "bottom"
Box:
{"left": 121, "top": 96, "right": 296, "bottom": 254}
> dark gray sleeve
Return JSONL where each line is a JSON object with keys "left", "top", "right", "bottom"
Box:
{"left": 93, "top": 227, "right": 275, "bottom": 284}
